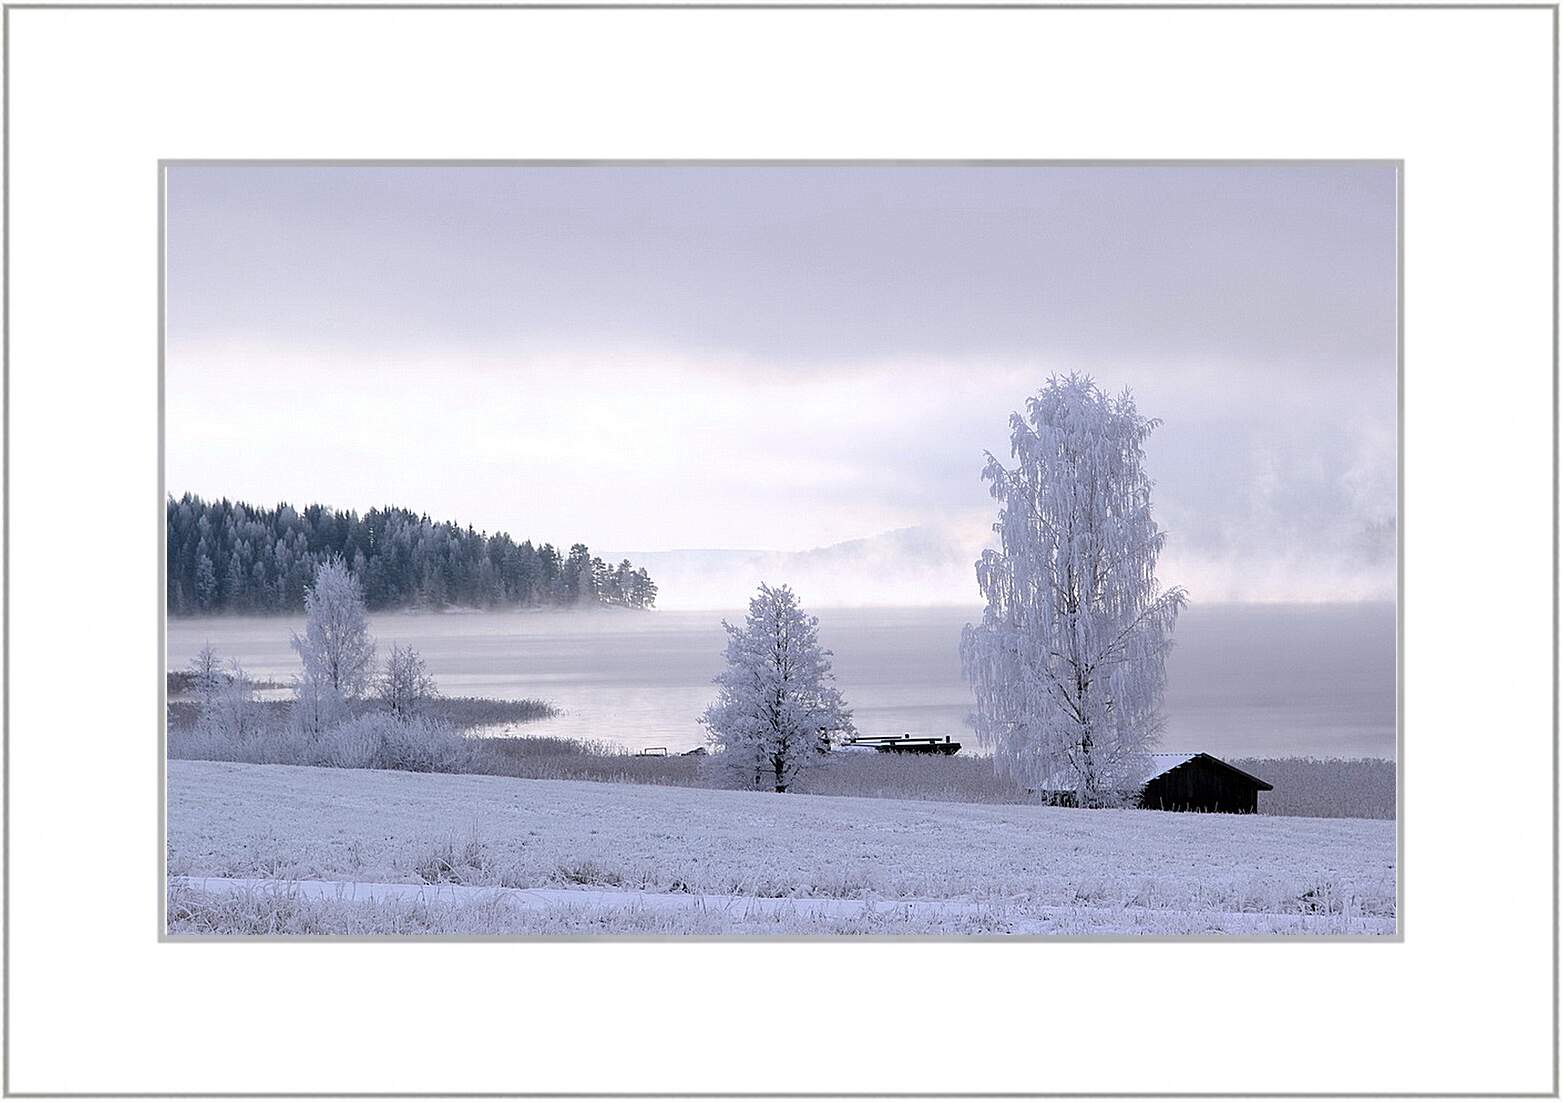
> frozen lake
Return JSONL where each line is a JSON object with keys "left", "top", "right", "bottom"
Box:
{"left": 166, "top": 602, "right": 1396, "bottom": 758}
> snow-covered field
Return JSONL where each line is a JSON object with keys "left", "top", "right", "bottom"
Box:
{"left": 167, "top": 760, "right": 1396, "bottom": 936}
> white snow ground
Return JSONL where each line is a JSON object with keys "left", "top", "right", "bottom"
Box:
{"left": 167, "top": 760, "right": 1396, "bottom": 935}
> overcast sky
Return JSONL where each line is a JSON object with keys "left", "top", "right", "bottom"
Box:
{"left": 166, "top": 164, "right": 1397, "bottom": 603}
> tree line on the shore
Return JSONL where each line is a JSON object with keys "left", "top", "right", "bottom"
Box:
{"left": 166, "top": 493, "right": 657, "bottom": 615}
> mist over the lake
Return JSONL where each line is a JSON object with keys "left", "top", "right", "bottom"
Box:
{"left": 168, "top": 602, "right": 1395, "bottom": 759}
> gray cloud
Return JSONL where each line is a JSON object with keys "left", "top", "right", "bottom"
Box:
{"left": 168, "top": 164, "right": 1395, "bottom": 368}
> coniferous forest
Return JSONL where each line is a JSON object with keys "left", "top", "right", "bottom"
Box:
{"left": 166, "top": 494, "right": 657, "bottom": 615}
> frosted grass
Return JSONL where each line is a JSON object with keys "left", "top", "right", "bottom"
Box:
{"left": 168, "top": 760, "right": 1395, "bottom": 936}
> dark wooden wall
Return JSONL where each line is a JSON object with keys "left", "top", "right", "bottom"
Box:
{"left": 1139, "top": 761, "right": 1261, "bottom": 813}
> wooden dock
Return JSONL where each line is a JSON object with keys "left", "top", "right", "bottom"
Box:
{"left": 841, "top": 734, "right": 961, "bottom": 756}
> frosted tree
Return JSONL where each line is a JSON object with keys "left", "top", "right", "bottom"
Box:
{"left": 378, "top": 644, "right": 439, "bottom": 720}
{"left": 291, "top": 557, "right": 375, "bottom": 733}
{"left": 197, "top": 659, "right": 261, "bottom": 742}
{"left": 187, "top": 642, "right": 223, "bottom": 705}
{"left": 960, "top": 375, "right": 1187, "bottom": 807}
{"left": 701, "top": 583, "right": 856, "bottom": 792}
{"left": 291, "top": 670, "right": 342, "bottom": 737}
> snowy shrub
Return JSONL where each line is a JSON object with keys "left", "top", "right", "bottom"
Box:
{"left": 195, "top": 659, "right": 264, "bottom": 742}
{"left": 167, "top": 660, "right": 273, "bottom": 762}
{"left": 288, "top": 676, "right": 347, "bottom": 742}
{"left": 1228, "top": 757, "right": 1395, "bottom": 819}
{"left": 798, "top": 752, "right": 1030, "bottom": 803}
{"left": 481, "top": 737, "right": 710, "bottom": 787}
{"left": 377, "top": 644, "right": 439, "bottom": 720}
{"left": 169, "top": 708, "right": 488, "bottom": 776}
{"left": 322, "top": 714, "right": 486, "bottom": 774}
{"left": 167, "top": 724, "right": 246, "bottom": 764}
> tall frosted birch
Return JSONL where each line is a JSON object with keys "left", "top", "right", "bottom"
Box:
{"left": 290, "top": 557, "right": 376, "bottom": 734}
{"left": 960, "top": 375, "right": 1187, "bottom": 806}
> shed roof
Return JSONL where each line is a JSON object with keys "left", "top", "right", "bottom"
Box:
{"left": 1038, "top": 752, "right": 1273, "bottom": 792}
{"left": 1147, "top": 752, "right": 1274, "bottom": 791}
{"left": 1147, "top": 753, "right": 1198, "bottom": 775}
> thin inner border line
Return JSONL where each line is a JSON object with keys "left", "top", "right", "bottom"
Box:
{"left": 3, "top": 3, "right": 1558, "bottom": 10}
{"left": 155, "top": 155, "right": 1407, "bottom": 950}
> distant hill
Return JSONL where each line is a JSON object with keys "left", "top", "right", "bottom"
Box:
{"left": 604, "top": 526, "right": 987, "bottom": 610}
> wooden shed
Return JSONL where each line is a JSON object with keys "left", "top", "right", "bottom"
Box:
{"left": 1136, "top": 753, "right": 1272, "bottom": 814}
{"left": 1036, "top": 752, "right": 1273, "bottom": 813}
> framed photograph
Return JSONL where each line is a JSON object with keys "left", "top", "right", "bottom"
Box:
{"left": 6, "top": 3, "right": 1555, "bottom": 1096}
{"left": 159, "top": 159, "right": 1400, "bottom": 940}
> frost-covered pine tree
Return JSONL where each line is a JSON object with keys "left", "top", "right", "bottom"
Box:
{"left": 701, "top": 583, "right": 856, "bottom": 792}
{"left": 291, "top": 557, "right": 375, "bottom": 733}
{"left": 960, "top": 375, "right": 1187, "bottom": 807}
{"left": 378, "top": 643, "right": 439, "bottom": 720}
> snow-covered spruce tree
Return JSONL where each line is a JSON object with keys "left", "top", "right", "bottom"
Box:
{"left": 960, "top": 375, "right": 1187, "bottom": 808}
{"left": 290, "top": 557, "right": 375, "bottom": 734}
{"left": 378, "top": 643, "right": 439, "bottom": 720}
{"left": 701, "top": 583, "right": 856, "bottom": 793}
